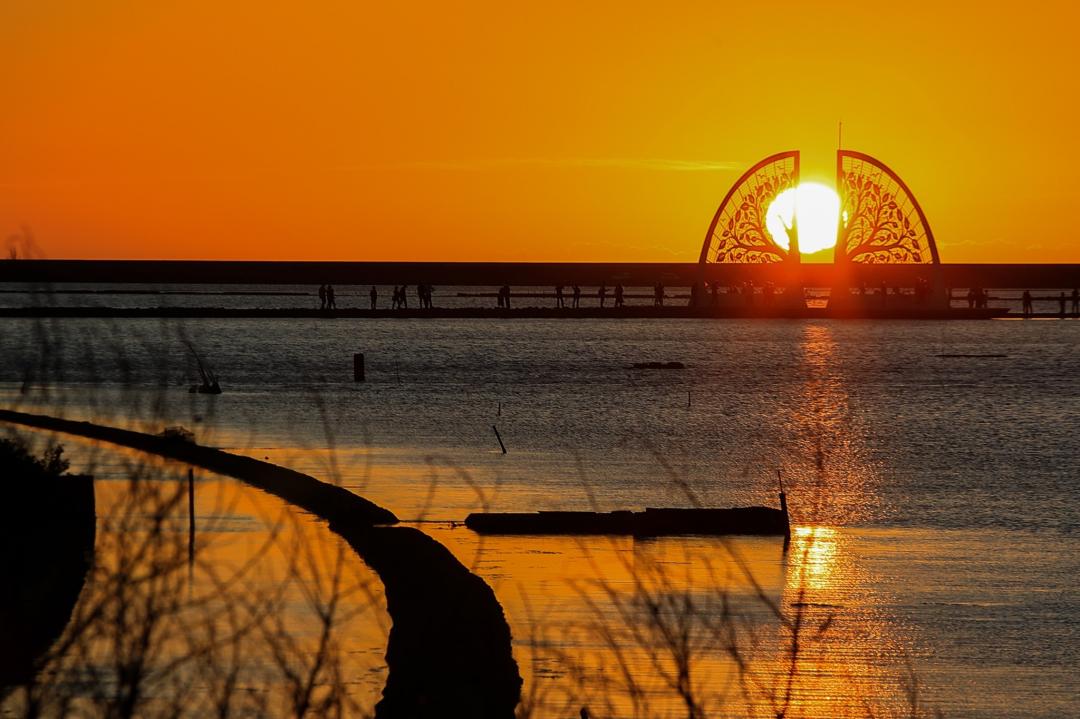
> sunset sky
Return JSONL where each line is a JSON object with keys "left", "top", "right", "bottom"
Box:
{"left": 2, "top": 1, "right": 1077, "bottom": 262}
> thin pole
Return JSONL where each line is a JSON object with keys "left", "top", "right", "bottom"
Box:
{"left": 838, "top": 121, "right": 843, "bottom": 151}
{"left": 492, "top": 425, "right": 507, "bottom": 454}
{"left": 187, "top": 468, "right": 195, "bottom": 565}
{"left": 777, "top": 468, "right": 790, "bottom": 540}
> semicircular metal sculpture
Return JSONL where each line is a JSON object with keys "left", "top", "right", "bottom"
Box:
{"left": 834, "top": 150, "right": 939, "bottom": 266}
{"left": 698, "top": 151, "right": 800, "bottom": 265}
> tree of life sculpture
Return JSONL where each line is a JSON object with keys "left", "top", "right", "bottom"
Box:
{"left": 698, "top": 151, "right": 800, "bottom": 266}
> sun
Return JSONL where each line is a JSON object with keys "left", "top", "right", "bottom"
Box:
{"left": 765, "top": 182, "right": 841, "bottom": 255}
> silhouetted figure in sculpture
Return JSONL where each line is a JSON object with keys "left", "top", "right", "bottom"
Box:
{"left": 1022, "top": 290, "right": 1033, "bottom": 317}
{"left": 318, "top": 284, "right": 327, "bottom": 310}
{"left": 614, "top": 283, "right": 624, "bottom": 307}
{"left": 370, "top": 286, "right": 378, "bottom": 310}
{"left": 555, "top": 285, "right": 565, "bottom": 308}
{"left": 598, "top": 283, "right": 607, "bottom": 308}
{"left": 326, "top": 284, "right": 336, "bottom": 310}
{"left": 572, "top": 285, "right": 581, "bottom": 308}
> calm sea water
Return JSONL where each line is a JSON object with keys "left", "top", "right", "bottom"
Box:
{"left": 1, "top": 314, "right": 1077, "bottom": 717}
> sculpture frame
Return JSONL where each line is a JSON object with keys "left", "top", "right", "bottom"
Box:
{"left": 834, "top": 149, "right": 940, "bottom": 266}
{"left": 698, "top": 150, "right": 800, "bottom": 266}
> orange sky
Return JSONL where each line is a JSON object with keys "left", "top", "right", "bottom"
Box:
{"left": 2, "top": 1, "right": 1078, "bottom": 262}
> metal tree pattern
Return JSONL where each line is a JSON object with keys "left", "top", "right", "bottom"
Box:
{"left": 836, "top": 150, "right": 939, "bottom": 265}
{"left": 699, "top": 151, "right": 799, "bottom": 264}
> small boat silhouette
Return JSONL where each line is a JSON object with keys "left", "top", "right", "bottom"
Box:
{"left": 185, "top": 340, "right": 222, "bottom": 394}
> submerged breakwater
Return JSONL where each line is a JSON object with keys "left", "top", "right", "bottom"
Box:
{"left": 0, "top": 409, "right": 522, "bottom": 718}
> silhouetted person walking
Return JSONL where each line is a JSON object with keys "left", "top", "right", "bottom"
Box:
{"left": 555, "top": 285, "right": 565, "bottom": 308}
{"left": 1022, "top": 290, "right": 1033, "bottom": 317}
{"left": 400, "top": 285, "right": 408, "bottom": 309}
{"left": 598, "top": 283, "right": 607, "bottom": 308}
{"left": 370, "top": 286, "right": 378, "bottom": 310}
{"left": 1059, "top": 292, "right": 1066, "bottom": 317}
{"left": 614, "top": 283, "right": 624, "bottom": 307}
{"left": 326, "top": 284, "right": 336, "bottom": 310}
{"left": 1072, "top": 288, "right": 1079, "bottom": 316}
{"left": 318, "top": 284, "right": 327, "bottom": 310}
{"left": 572, "top": 285, "right": 581, "bottom": 308}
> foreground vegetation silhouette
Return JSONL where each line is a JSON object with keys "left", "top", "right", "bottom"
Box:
{"left": 0, "top": 310, "right": 942, "bottom": 718}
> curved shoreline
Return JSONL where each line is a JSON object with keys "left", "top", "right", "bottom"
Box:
{"left": 0, "top": 408, "right": 522, "bottom": 718}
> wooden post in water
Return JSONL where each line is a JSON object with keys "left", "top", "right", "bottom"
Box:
{"left": 777, "top": 468, "right": 790, "bottom": 541}
{"left": 187, "top": 468, "right": 195, "bottom": 565}
{"left": 492, "top": 425, "right": 507, "bottom": 454}
{"left": 353, "top": 353, "right": 365, "bottom": 382}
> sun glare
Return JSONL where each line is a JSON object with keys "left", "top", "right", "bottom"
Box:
{"left": 765, "top": 182, "right": 841, "bottom": 255}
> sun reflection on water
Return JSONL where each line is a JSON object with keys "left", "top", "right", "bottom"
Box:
{"left": 788, "top": 525, "right": 839, "bottom": 592}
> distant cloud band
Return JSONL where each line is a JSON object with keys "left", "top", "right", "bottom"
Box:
{"left": 358, "top": 157, "right": 743, "bottom": 172}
